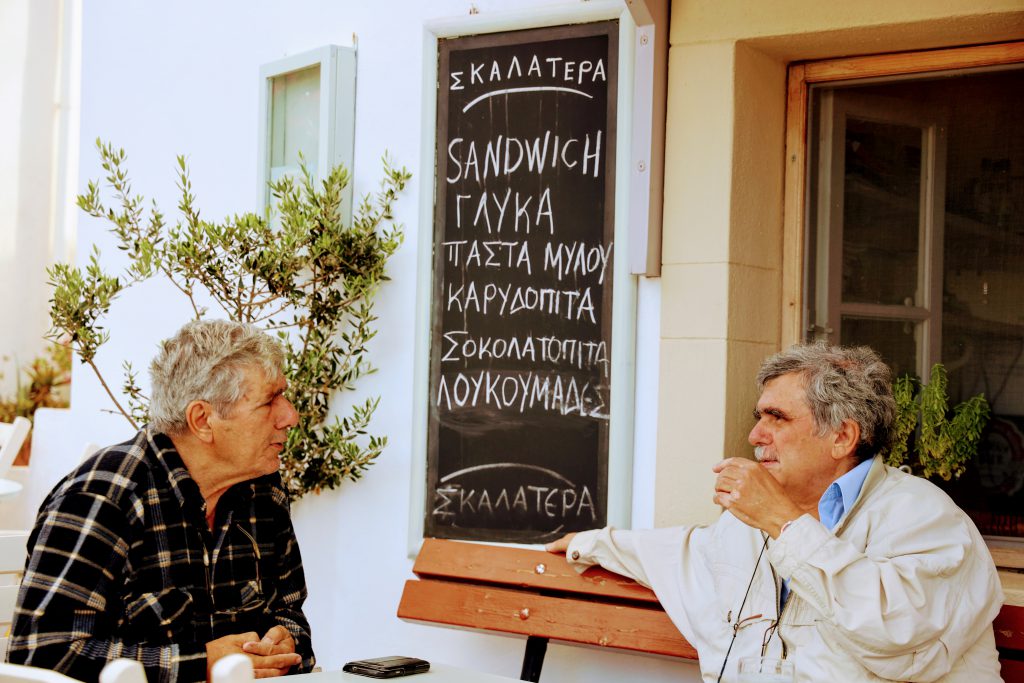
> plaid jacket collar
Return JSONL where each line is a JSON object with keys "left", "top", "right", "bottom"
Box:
{"left": 142, "top": 426, "right": 256, "bottom": 523}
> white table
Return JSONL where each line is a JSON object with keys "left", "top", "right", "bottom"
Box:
{"left": 0, "top": 477, "right": 23, "bottom": 500}
{"left": 294, "top": 663, "right": 523, "bottom": 683}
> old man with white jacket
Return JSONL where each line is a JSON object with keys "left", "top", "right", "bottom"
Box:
{"left": 548, "top": 343, "right": 1003, "bottom": 682}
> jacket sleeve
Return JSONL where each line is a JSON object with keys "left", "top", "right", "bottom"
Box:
{"left": 565, "top": 527, "right": 655, "bottom": 585}
{"left": 264, "top": 490, "right": 315, "bottom": 673}
{"left": 566, "top": 525, "right": 726, "bottom": 654}
{"left": 767, "top": 510, "right": 1003, "bottom": 682}
{"left": 9, "top": 490, "right": 207, "bottom": 683}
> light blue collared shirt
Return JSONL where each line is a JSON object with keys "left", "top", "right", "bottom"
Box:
{"left": 779, "top": 458, "right": 873, "bottom": 608}
{"left": 818, "top": 457, "right": 873, "bottom": 530}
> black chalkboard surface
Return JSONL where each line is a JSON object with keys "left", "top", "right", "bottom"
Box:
{"left": 426, "top": 21, "right": 619, "bottom": 543}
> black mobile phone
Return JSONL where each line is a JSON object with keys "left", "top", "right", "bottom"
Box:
{"left": 342, "top": 656, "right": 430, "bottom": 678}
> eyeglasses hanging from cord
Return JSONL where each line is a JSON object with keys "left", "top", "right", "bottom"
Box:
{"left": 717, "top": 534, "right": 771, "bottom": 683}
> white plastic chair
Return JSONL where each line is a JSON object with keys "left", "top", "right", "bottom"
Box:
{"left": 0, "top": 530, "right": 30, "bottom": 662}
{"left": 211, "top": 654, "right": 253, "bottom": 683}
{"left": 0, "top": 418, "right": 31, "bottom": 478}
{"left": 99, "top": 659, "right": 147, "bottom": 683}
{"left": 0, "top": 658, "right": 145, "bottom": 683}
{"left": 0, "top": 663, "right": 81, "bottom": 683}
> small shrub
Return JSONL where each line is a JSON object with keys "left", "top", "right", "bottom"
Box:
{"left": 48, "top": 139, "right": 410, "bottom": 498}
{"left": 884, "top": 363, "right": 991, "bottom": 480}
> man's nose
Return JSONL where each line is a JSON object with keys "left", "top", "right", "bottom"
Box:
{"left": 278, "top": 398, "right": 300, "bottom": 429}
{"left": 748, "top": 420, "right": 768, "bottom": 446}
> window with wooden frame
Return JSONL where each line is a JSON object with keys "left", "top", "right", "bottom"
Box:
{"left": 784, "top": 42, "right": 1024, "bottom": 541}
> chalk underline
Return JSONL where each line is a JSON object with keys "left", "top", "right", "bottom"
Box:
{"left": 440, "top": 462, "right": 575, "bottom": 487}
{"left": 462, "top": 86, "right": 593, "bottom": 113}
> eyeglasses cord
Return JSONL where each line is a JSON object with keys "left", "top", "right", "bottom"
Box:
{"left": 716, "top": 534, "right": 770, "bottom": 683}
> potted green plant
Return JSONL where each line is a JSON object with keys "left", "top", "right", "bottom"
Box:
{"left": 0, "top": 343, "right": 71, "bottom": 465}
{"left": 884, "top": 363, "right": 991, "bottom": 480}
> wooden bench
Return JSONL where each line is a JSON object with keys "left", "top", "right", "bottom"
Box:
{"left": 399, "top": 538, "right": 1024, "bottom": 682}
{"left": 397, "top": 538, "right": 696, "bottom": 681}
{"left": 995, "top": 566, "right": 1024, "bottom": 681}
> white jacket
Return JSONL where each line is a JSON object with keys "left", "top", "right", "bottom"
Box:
{"left": 567, "top": 458, "right": 1003, "bottom": 682}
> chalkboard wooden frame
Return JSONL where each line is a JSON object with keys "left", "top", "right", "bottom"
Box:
{"left": 425, "top": 20, "right": 622, "bottom": 544}
{"left": 408, "top": 5, "right": 643, "bottom": 553}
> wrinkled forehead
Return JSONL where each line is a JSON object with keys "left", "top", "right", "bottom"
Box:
{"left": 758, "top": 372, "right": 810, "bottom": 408}
{"left": 236, "top": 363, "right": 286, "bottom": 396}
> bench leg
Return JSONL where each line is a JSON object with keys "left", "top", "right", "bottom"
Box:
{"left": 520, "top": 636, "right": 548, "bottom": 682}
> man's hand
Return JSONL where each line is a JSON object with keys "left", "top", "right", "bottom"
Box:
{"left": 242, "top": 625, "right": 299, "bottom": 677}
{"left": 206, "top": 629, "right": 302, "bottom": 680}
{"left": 544, "top": 532, "right": 577, "bottom": 554}
{"left": 712, "top": 458, "right": 804, "bottom": 537}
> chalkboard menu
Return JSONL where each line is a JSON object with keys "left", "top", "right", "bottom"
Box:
{"left": 426, "top": 21, "right": 619, "bottom": 543}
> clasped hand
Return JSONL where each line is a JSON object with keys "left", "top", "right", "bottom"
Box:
{"left": 206, "top": 625, "right": 301, "bottom": 680}
{"left": 712, "top": 457, "right": 803, "bottom": 538}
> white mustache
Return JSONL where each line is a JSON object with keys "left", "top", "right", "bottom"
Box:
{"left": 754, "top": 446, "right": 776, "bottom": 462}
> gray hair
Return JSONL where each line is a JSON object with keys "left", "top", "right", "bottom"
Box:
{"left": 148, "top": 319, "right": 286, "bottom": 435}
{"left": 757, "top": 342, "right": 895, "bottom": 461}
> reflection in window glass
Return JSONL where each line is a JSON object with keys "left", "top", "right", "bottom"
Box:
{"left": 270, "top": 65, "right": 320, "bottom": 180}
{"left": 842, "top": 119, "right": 921, "bottom": 306}
{"left": 809, "top": 67, "right": 1024, "bottom": 537}
{"left": 841, "top": 317, "right": 918, "bottom": 379}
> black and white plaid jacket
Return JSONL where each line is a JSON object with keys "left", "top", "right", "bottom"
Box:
{"left": 7, "top": 428, "right": 315, "bottom": 683}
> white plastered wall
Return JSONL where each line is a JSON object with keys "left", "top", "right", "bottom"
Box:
{"left": 0, "top": 0, "right": 75, "bottom": 395}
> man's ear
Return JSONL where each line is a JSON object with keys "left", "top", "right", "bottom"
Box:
{"left": 184, "top": 400, "right": 216, "bottom": 444}
{"left": 832, "top": 419, "right": 861, "bottom": 460}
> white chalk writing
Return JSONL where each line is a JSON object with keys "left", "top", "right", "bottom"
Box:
{"left": 453, "top": 188, "right": 554, "bottom": 235}
{"left": 445, "top": 282, "right": 596, "bottom": 323}
{"left": 447, "top": 132, "right": 602, "bottom": 183}
{"left": 433, "top": 484, "right": 596, "bottom": 522}
{"left": 435, "top": 370, "right": 608, "bottom": 419}
{"left": 449, "top": 54, "right": 607, "bottom": 91}
{"left": 440, "top": 331, "right": 609, "bottom": 375}
{"left": 442, "top": 240, "right": 533, "bottom": 273}
{"left": 543, "top": 240, "right": 613, "bottom": 284}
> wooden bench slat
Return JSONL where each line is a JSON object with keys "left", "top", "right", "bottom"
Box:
{"left": 999, "top": 570, "right": 1024, "bottom": 607}
{"left": 412, "top": 538, "right": 661, "bottom": 604}
{"left": 1001, "top": 659, "right": 1024, "bottom": 679}
{"left": 995, "top": 603, "right": 1024, "bottom": 651}
{"left": 398, "top": 578, "right": 697, "bottom": 659}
